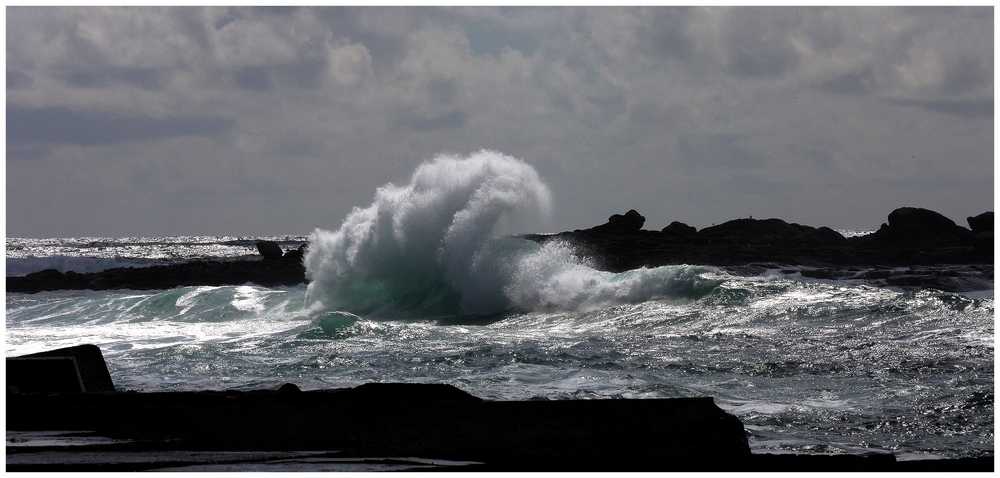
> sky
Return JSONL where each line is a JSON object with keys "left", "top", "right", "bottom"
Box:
{"left": 6, "top": 6, "right": 994, "bottom": 238}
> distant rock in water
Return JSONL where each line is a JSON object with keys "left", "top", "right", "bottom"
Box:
{"left": 662, "top": 221, "right": 697, "bottom": 236}
{"left": 256, "top": 241, "right": 284, "bottom": 260}
{"left": 8, "top": 248, "right": 308, "bottom": 294}
{"left": 589, "top": 209, "right": 645, "bottom": 233}
{"left": 282, "top": 243, "right": 308, "bottom": 261}
{"left": 866, "top": 207, "right": 974, "bottom": 244}
{"left": 967, "top": 211, "right": 993, "bottom": 233}
{"left": 698, "top": 218, "right": 847, "bottom": 245}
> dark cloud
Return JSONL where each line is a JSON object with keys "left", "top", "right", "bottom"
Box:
{"left": 819, "top": 67, "right": 877, "bottom": 95}
{"left": 7, "top": 144, "right": 51, "bottom": 161}
{"left": 639, "top": 7, "right": 698, "bottom": 63}
{"left": 234, "top": 66, "right": 272, "bottom": 91}
{"left": 426, "top": 78, "right": 459, "bottom": 105}
{"left": 56, "top": 65, "right": 172, "bottom": 91}
{"left": 889, "top": 98, "right": 993, "bottom": 119}
{"left": 7, "top": 70, "right": 33, "bottom": 90}
{"left": 273, "top": 137, "right": 328, "bottom": 158}
{"left": 252, "top": 6, "right": 299, "bottom": 16}
{"left": 940, "top": 55, "right": 992, "bottom": 95}
{"left": 7, "top": 106, "right": 236, "bottom": 147}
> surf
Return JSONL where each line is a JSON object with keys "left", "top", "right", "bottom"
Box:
{"left": 304, "top": 150, "right": 723, "bottom": 318}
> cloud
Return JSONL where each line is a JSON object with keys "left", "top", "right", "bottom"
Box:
{"left": 889, "top": 98, "right": 993, "bottom": 119}
{"left": 5, "top": 7, "right": 993, "bottom": 237}
{"left": 393, "top": 110, "right": 469, "bottom": 132}
{"left": 7, "top": 106, "right": 236, "bottom": 148}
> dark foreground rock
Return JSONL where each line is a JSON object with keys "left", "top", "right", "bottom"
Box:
{"left": 523, "top": 207, "right": 993, "bottom": 292}
{"left": 6, "top": 345, "right": 992, "bottom": 472}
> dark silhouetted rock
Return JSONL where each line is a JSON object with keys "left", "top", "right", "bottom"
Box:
{"left": 256, "top": 241, "right": 284, "bottom": 260}
{"left": 697, "top": 218, "right": 846, "bottom": 245}
{"left": 283, "top": 243, "right": 307, "bottom": 261}
{"left": 277, "top": 382, "right": 302, "bottom": 393}
{"left": 8, "top": 382, "right": 750, "bottom": 466}
{"left": 8, "top": 344, "right": 116, "bottom": 394}
{"left": 968, "top": 211, "right": 993, "bottom": 233}
{"left": 520, "top": 207, "right": 991, "bottom": 290}
{"left": 663, "top": 221, "right": 697, "bottom": 236}
{"left": 598, "top": 209, "right": 645, "bottom": 232}
{"left": 335, "top": 382, "right": 483, "bottom": 403}
{"left": 869, "top": 207, "right": 974, "bottom": 244}
{"left": 8, "top": 258, "right": 307, "bottom": 293}
{"left": 700, "top": 218, "right": 808, "bottom": 243}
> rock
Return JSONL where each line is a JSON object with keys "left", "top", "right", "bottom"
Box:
{"left": 282, "top": 243, "right": 307, "bottom": 261}
{"left": 335, "top": 382, "right": 483, "bottom": 403}
{"left": 7, "top": 344, "right": 116, "bottom": 394}
{"left": 968, "top": 211, "right": 993, "bottom": 233}
{"left": 801, "top": 226, "right": 848, "bottom": 245}
{"left": 9, "top": 382, "right": 750, "bottom": 466}
{"left": 256, "top": 241, "right": 284, "bottom": 260}
{"left": 277, "top": 382, "right": 302, "bottom": 393}
{"left": 8, "top": 259, "right": 308, "bottom": 293}
{"left": 871, "top": 207, "right": 974, "bottom": 244}
{"left": 698, "top": 218, "right": 817, "bottom": 243}
{"left": 598, "top": 209, "right": 645, "bottom": 232}
{"left": 663, "top": 221, "right": 697, "bottom": 236}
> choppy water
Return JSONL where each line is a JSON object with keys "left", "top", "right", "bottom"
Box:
{"left": 5, "top": 151, "right": 993, "bottom": 460}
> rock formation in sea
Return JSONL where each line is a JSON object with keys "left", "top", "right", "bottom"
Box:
{"left": 521, "top": 207, "right": 993, "bottom": 292}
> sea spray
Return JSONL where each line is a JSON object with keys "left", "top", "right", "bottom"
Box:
{"left": 304, "top": 151, "right": 552, "bottom": 316}
{"left": 304, "top": 150, "right": 726, "bottom": 317}
{"left": 504, "top": 241, "right": 723, "bottom": 312}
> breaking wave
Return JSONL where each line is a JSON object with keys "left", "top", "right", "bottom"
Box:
{"left": 304, "top": 150, "right": 722, "bottom": 318}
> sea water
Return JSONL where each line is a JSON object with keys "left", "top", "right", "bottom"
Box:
{"left": 5, "top": 151, "right": 993, "bottom": 460}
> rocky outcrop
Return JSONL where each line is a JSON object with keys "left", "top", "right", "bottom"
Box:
{"left": 256, "top": 241, "right": 285, "bottom": 260}
{"left": 967, "top": 211, "right": 993, "bottom": 233}
{"left": 9, "top": 345, "right": 752, "bottom": 469}
{"left": 8, "top": 257, "right": 307, "bottom": 294}
{"left": 865, "top": 207, "right": 975, "bottom": 244}
{"left": 592, "top": 209, "right": 645, "bottom": 233}
{"left": 698, "top": 218, "right": 847, "bottom": 245}
{"left": 522, "top": 207, "right": 992, "bottom": 291}
{"left": 662, "top": 221, "right": 697, "bottom": 236}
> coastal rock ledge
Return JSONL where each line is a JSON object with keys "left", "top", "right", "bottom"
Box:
{"left": 6, "top": 344, "right": 992, "bottom": 472}
{"left": 521, "top": 206, "right": 992, "bottom": 292}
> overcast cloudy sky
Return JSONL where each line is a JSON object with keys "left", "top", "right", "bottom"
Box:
{"left": 6, "top": 6, "right": 994, "bottom": 238}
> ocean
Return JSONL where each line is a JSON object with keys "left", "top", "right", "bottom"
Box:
{"left": 5, "top": 151, "right": 993, "bottom": 460}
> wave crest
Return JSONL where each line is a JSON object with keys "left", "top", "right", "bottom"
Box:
{"left": 304, "top": 150, "right": 722, "bottom": 317}
{"left": 304, "top": 150, "right": 552, "bottom": 316}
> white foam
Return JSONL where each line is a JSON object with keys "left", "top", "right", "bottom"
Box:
{"left": 304, "top": 150, "right": 723, "bottom": 316}
{"left": 304, "top": 150, "right": 552, "bottom": 315}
